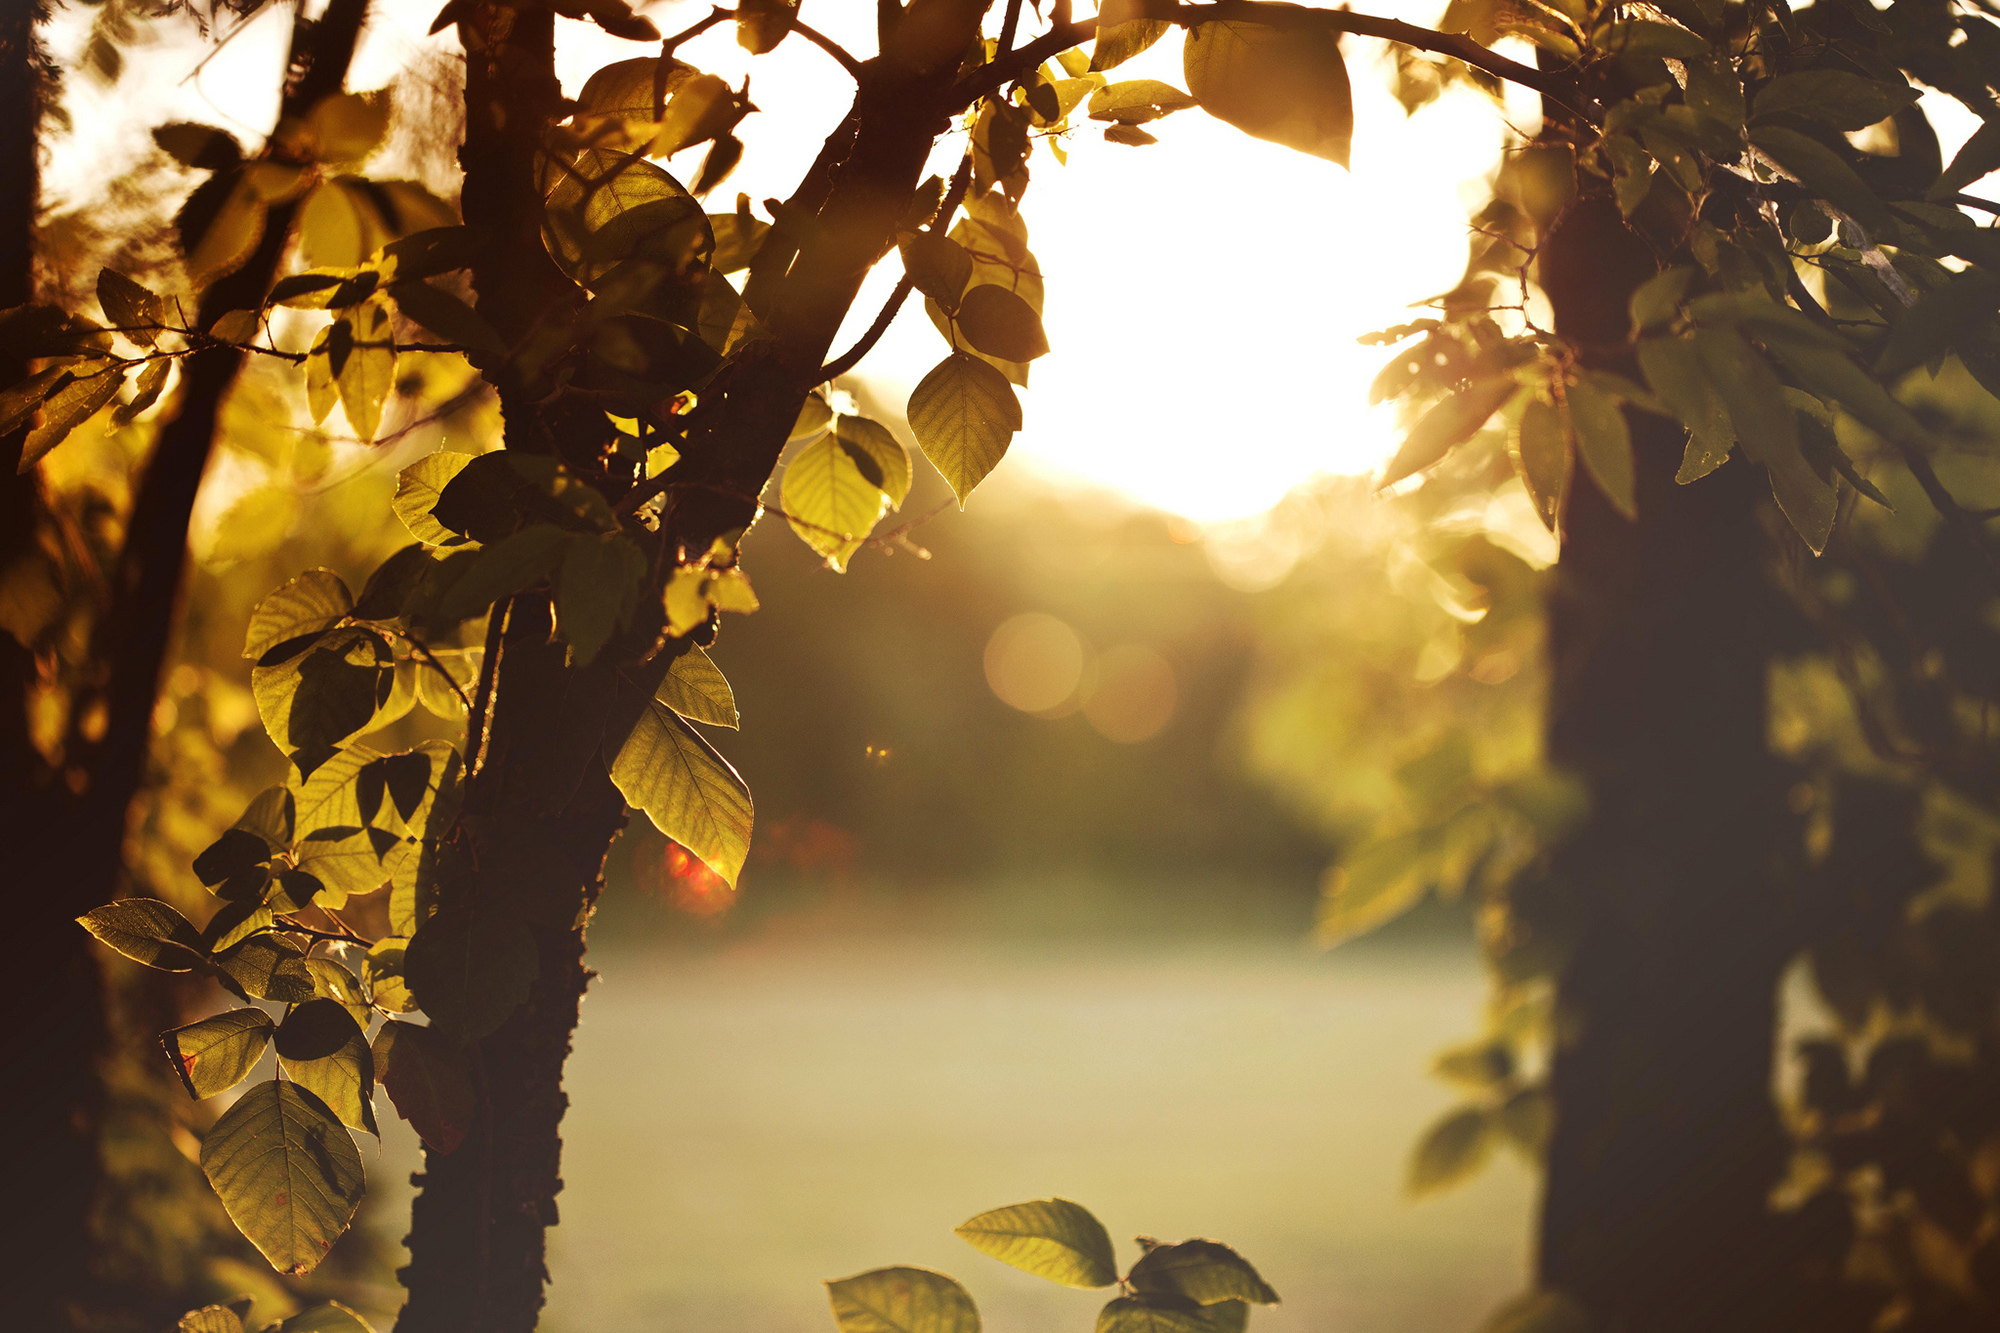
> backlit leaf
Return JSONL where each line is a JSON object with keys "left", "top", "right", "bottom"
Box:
{"left": 783, "top": 434, "right": 889, "bottom": 570}
{"left": 657, "top": 645, "right": 738, "bottom": 728}
{"left": 1409, "top": 1105, "right": 1494, "bottom": 1195}
{"left": 245, "top": 569, "right": 354, "bottom": 660}
{"left": 1638, "top": 334, "right": 1735, "bottom": 483}
{"left": 163, "top": 1007, "right": 274, "bottom": 1099}
{"left": 1511, "top": 397, "right": 1567, "bottom": 531}
{"left": 200, "top": 1080, "right": 363, "bottom": 1275}
{"left": 393, "top": 450, "right": 476, "bottom": 546}
{"left": 214, "top": 935, "right": 316, "bottom": 1004}
{"left": 1695, "top": 328, "right": 1833, "bottom": 553}
{"left": 954, "top": 285, "right": 1049, "bottom": 363}
{"left": 836, "top": 415, "right": 912, "bottom": 509}
{"left": 1091, "top": 0, "right": 1169, "bottom": 72}
{"left": 908, "top": 353, "right": 1021, "bottom": 506}
{"left": 608, "top": 702, "right": 753, "bottom": 886}
{"left": 1097, "top": 1294, "right": 1241, "bottom": 1333}
{"left": 97, "top": 268, "right": 162, "bottom": 341}
{"left": 1127, "top": 1240, "right": 1279, "bottom": 1306}
{"left": 1379, "top": 380, "right": 1520, "bottom": 489}
{"left": 1749, "top": 126, "right": 1889, "bottom": 234}
{"left": 333, "top": 298, "right": 397, "bottom": 443}
{"left": 827, "top": 1267, "right": 980, "bottom": 1333}
{"left": 78, "top": 899, "right": 207, "bottom": 971}
{"left": 21, "top": 366, "right": 126, "bottom": 471}
{"left": 955, "top": 1198, "right": 1117, "bottom": 1288}
{"left": 404, "top": 901, "right": 539, "bottom": 1039}
{"left": 275, "top": 999, "right": 377, "bottom": 1135}
{"left": 1185, "top": 21, "right": 1353, "bottom": 166}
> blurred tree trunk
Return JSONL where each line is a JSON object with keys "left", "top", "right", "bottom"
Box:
{"left": 0, "top": 4, "right": 108, "bottom": 1327}
{"left": 0, "top": 4, "right": 367, "bottom": 1324}
{"left": 1532, "top": 191, "right": 1796, "bottom": 1333}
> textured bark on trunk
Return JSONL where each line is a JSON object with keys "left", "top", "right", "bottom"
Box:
{"left": 1533, "top": 193, "right": 1795, "bottom": 1333}
{"left": 393, "top": 8, "right": 987, "bottom": 1326}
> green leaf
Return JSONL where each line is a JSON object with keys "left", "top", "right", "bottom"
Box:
{"left": 908, "top": 353, "right": 1021, "bottom": 506}
{"left": 78, "top": 899, "right": 207, "bottom": 971}
{"left": 541, "top": 149, "right": 713, "bottom": 293}
{"left": 200, "top": 1080, "right": 363, "bottom": 1275}
{"left": 657, "top": 645, "right": 738, "bottom": 728}
{"left": 1638, "top": 333, "right": 1734, "bottom": 483}
{"left": 436, "top": 524, "right": 568, "bottom": 621}
{"left": 1564, "top": 377, "right": 1636, "bottom": 520}
{"left": 1090, "top": 0, "right": 1169, "bottom": 72}
{"left": 1627, "top": 266, "right": 1693, "bottom": 335}
{"left": 163, "top": 1007, "right": 274, "bottom": 1099}
{"left": 556, "top": 532, "right": 646, "bottom": 665}
{"left": 305, "top": 322, "right": 339, "bottom": 426}
{"left": 332, "top": 297, "right": 397, "bottom": 443}
{"left": 1096, "top": 1294, "right": 1242, "bottom": 1333}
{"left": 178, "top": 1306, "right": 246, "bottom": 1333}
{"left": 215, "top": 935, "right": 317, "bottom": 1003}
{"left": 608, "top": 702, "right": 754, "bottom": 886}
{"left": 1749, "top": 126, "right": 1890, "bottom": 234}
{"left": 21, "top": 365, "right": 126, "bottom": 471}
{"left": 1087, "top": 80, "right": 1199, "bottom": 125}
{"left": 836, "top": 415, "right": 912, "bottom": 509}
{"left": 1751, "top": 71, "right": 1918, "bottom": 132}
{"left": 899, "top": 231, "right": 974, "bottom": 309}
{"left": 1696, "top": 330, "right": 1834, "bottom": 552}
{"left": 388, "top": 279, "right": 506, "bottom": 358}
{"left": 372, "top": 1020, "right": 476, "bottom": 1154}
{"left": 826, "top": 1267, "right": 980, "bottom": 1333}
{"left": 362, "top": 938, "right": 416, "bottom": 1013}
{"left": 1316, "top": 829, "right": 1439, "bottom": 947}
{"left": 275, "top": 999, "right": 377, "bottom": 1135}
{"left": 394, "top": 451, "right": 476, "bottom": 546}
{"left": 306, "top": 89, "right": 392, "bottom": 162}
{"left": 245, "top": 569, "right": 354, "bottom": 660}
{"left": 1409, "top": 1104, "right": 1494, "bottom": 1195}
{"left": 97, "top": 268, "right": 162, "bottom": 342}
{"left": 1873, "top": 268, "right": 2000, "bottom": 380}
{"left": 954, "top": 285, "right": 1050, "bottom": 363}
{"left": 1511, "top": 397, "right": 1567, "bottom": 532}
{"left": 305, "top": 956, "right": 373, "bottom": 1028}
{"left": 791, "top": 392, "right": 833, "bottom": 441}
{"left": 1127, "top": 1241, "right": 1280, "bottom": 1305}
{"left": 783, "top": 434, "right": 890, "bottom": 570}
{"left": 268, "top": 1301, "right": 378, "bottom": 1333}
{"left": 253, "top": 630, "right": 392, "bottom": 767}
{"left": 1379, "top": 379, "right": 1521, "bottom": 489}
{"left": 404, "top": 900, "right": 539, "bottom": 1039}
{"left": 1185, "top": 21, "right": 1353, "bottom": 166}
{"left": 956, "top": 1198, "right": 1117, "bottom": 1287}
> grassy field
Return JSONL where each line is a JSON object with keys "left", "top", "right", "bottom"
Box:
{"left": 368, "top": 928, "right": 1531, "bottom": 1333}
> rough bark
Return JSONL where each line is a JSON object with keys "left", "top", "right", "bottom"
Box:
{"left": 394, "top": 6, "right": 989, "bottom": 1325}
{"left": 1533, "top": 193, "right": 1796, "bottom": 1333}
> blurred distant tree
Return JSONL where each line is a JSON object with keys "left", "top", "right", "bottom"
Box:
{"left": 12, "top": 2, "right": 2000, "bottom": 1333}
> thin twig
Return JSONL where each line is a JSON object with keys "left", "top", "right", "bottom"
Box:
{"left": 793, "top": 19, "right": 865, "bottom": 78}
{"left": 394, "top": 629, "right": 476, "bottom": 712}
{"left": 818, "top": 157, "right": 975, "bottom": 383}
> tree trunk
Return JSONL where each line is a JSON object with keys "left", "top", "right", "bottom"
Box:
{"left": 1532, "top": 193, "right": 1796, "bottom": 1333}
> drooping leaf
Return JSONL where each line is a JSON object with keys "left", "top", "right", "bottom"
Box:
{"left": 900, "top": 231, "right": 975, "bottom": 309}
{"left": 199, "top": 1080, "right": 364, "bottom": 1275}
{"left": 657, "top": 645, "right": 738, "bottom": 728}
{"left": 404, "top": 901, "right": 539, "bottom": 1039}
{"left": 1872, "top": 268, "right": 2000, "bottom": 380}
{"left": 1379, "top": 380, "right": 1521, "bottom": 489}
{"left": 1638, "top": 334, "right": 1736, "bottom": 483}
{"left": 162, "top": 1007, "right": 274, "bottom": 1099}
{"left": 954, "top": 285, "right": 1050, "bottom": 363}
{"left": 97, "top": 268, "right": 162, "bottom": 341}
{"left": 1932, "top": 120, "right": 2000, "bottom": 199}
{"left": 836, "top": 415, "right": 912, "bottom": 510}
{"left": 245, "top": 569, "right": 354, "bottom": 660}
{"left": 1409, "top": 1105, "right": 1495, "bottom": 1195}
{"left": 827, "top": 1267, "right": 980, "bottom": 1333}
{"left": 1564, "top": 377, "right": 1636, "bottom": 520}
{"left": 955, "top": 1199, "right": 1117, "bottom": 1287}
{"left": 393, "top": 451, "right": 476, "bottom": 546}
{"left": 609, "top": 702, "right": 754, "bottom": 885}
{"left": 1696, "top": 329, "right": 1834, "bottom": 552}
{"left": 1751, "top": 71, "right": 1919, "bottom": 132}
{"left": 78, "top": 899, "right": 207, "bottom": 971}
{"left": 1511, "top": 397, "right": 1568, "bottom": 531}
{"left": 1127, "top": 1240, "right": 1280, "bottom": 1306}
{"left": 782, "top": 434, "right": 890, "bottom": 570}
{"left": 1185, "top": 21, "right": 1353, "bottom": 166}
{"left": 371, "top": 1020, "right": 476, "bottom": 1154}
{"left": 114, "top": 359, "right": 172, "bottom": 423}
{"left": 332, "top": 297, "right": 397, "bottom": 443}
{"left": 1316, "top": 827, "right": 1443, "bottom": 948}
{"left": 1749, "top": 126, "right": 1890, "bottom": 234}
{"left": 275, "top": 999, "right": 377, "bottom": 1135}
{"left": 908, "top": 353, "right": 1021, "bottom": 506}
{"left": 21, "top": 366, "right": 126, "bottom": 470}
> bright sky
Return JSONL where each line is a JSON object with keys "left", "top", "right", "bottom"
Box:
{"left": 50, "top": 0, "right": 1527, "bottom": 522}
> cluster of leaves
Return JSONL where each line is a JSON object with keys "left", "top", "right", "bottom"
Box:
{"left": 1368, "top": 0, "right": 2000, "bottom": 559}
{"left": 829, "top": 1198, "right": 1279, "bottom": 1333}
{"left": 174, "top": 1297, "right": 377, "bottom": 1333}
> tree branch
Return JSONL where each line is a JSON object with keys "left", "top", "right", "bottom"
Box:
{"left": 794, "top": 18, "right": 865, "bottom": 78}
{"left": 951, "top": 1, "right": 1578, "bottom": 112}
{"left": 817, "top": 157, "right": 974, "bottom": 384}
